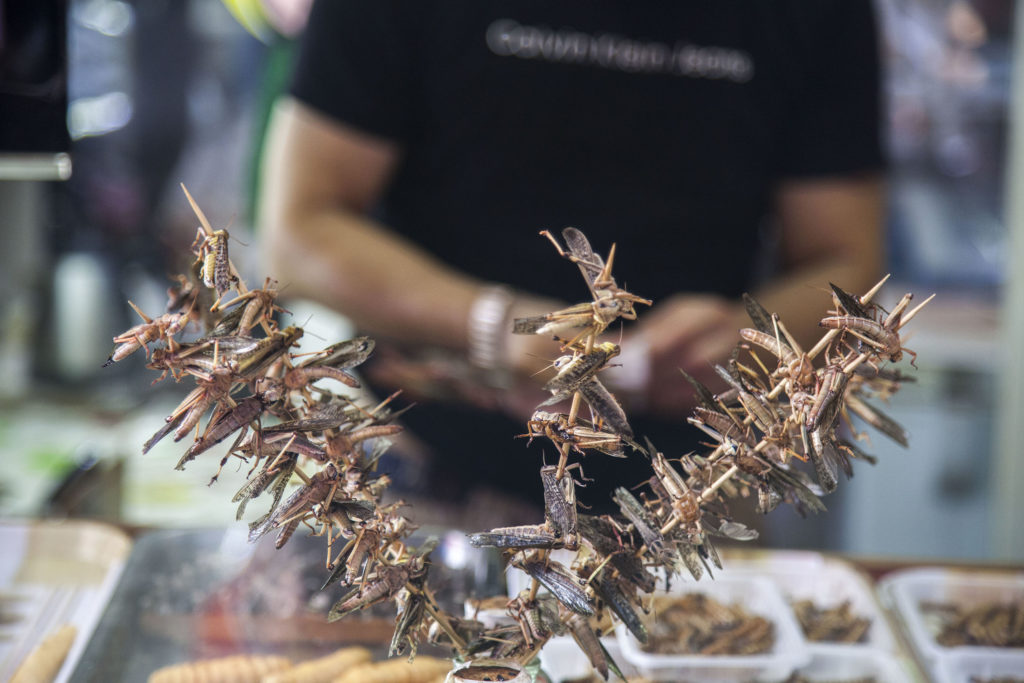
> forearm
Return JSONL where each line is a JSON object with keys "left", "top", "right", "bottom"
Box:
{"left": 259, "top": 98, "right": 488, "bottom": 351}
{"left": 265, "top": 205, "right": 481, "bottom": 350}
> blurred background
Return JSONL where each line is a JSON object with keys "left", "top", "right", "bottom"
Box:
{"left": 0, "top": 0, "right": 1021, "bottom": 563}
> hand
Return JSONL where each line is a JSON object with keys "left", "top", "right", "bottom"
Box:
{"left": 622, "top": 294, "right": 746, "bottom": 419}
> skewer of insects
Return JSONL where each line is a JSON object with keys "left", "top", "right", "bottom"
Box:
{"left": 108, "top": 187, "right": 470, "bottom": 661}
{"left": 467, "top": 228, "right": 932, "bottom": 676}
{"left": 110, "top": 194, "right": 931, "bottom": 678}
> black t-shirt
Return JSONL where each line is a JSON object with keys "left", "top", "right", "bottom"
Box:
{"left": 288, "top": 0, "right": 884, "bottom": 507}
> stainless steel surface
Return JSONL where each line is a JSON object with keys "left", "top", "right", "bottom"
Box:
{"left": 70, "top": 527, "right": 503, "bottom": 683}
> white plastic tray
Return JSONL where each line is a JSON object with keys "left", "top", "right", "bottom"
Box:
{"left": 934, "top": 650, "right": 1024, "bottom": 683}
{"left": 795, "top": 648, "right": 917, "bottom": 683}
{"left": 723, "top": 550, "right": 899, "bottom": 654}
{"left": 878, "top": 567, "right": 1024, "bottom": 678}
{"left": 615, "top": 574, "right": 809, "bottom": 682}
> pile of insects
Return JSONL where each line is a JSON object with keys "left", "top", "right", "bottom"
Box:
{"left": 924, "top": 600, "right": 1024, "bottom": 648}
{"left": 790, "top": 600, "right": 872, "bottom": 644}
{"left": 107, "top": 189, "right": 931, "bottom": 679}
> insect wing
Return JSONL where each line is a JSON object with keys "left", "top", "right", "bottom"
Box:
{"left": 543, "top": 343, "right": 617, "bottom": 393}
{"left": 703, "top": 536, "right": 723, "bottom": 570}
{"left": 143, "top": 410, "right": 188, "bottom": 454}
{"left": 511, "top": 314, "right": 552, "bottom": 335}
{"left": 678, "top": 543, "right": 704, "bottom": 581}
{"left": 613, "top": 487, "right": 665, "bottom": 554}
{"left": 808, "top": 429, "right": 840, "bottom": 493}
{"left": 234, "top": 457, "right": 296, "bottom": 521}
{"left": 563, "top": 613, "right": 609, "bottom": 680}
{"left": 522, "top": 559, "right": 594, "bottom": 616}
{"left": 249, "top": 474, "right": 307, "bottom": 542}
{"left": 713, "top": 363, "right": 743, "bottom": 393}
{"left": 830, "top": 282, "right": 872, "bottom": 319}
{"left": 679, "top": 370, "right": 719, "bottom": 412}
{"left": 196, "top": 334, "right": 263, "bottom": 357}
{"left": 321, "top": 539, "right": 356, "bottom": 590}
{"left": 742, "top": 293, "right": 777, "bottom": 337}
{"left": 846, "top": 394, "right": 909, "bottom": 447}
{"left": 595, "top": 572, "right": 648, "bottom": 644}
{"left": 601, "top": 639, "right": 627, "bottom": 682}
{"left": 238, "top": 326, "right": 303, "bottom": 378}
{"left": 579, "top": 378, "right": 632, "bottom": 438}
{"left": 561, "top": 227, "right": 607, "bottom": 290}
{"left": 837, "top": 438, "right": 878, "bottom": 465}
{"left": 300, "top": 336, "right": 376, "bottom": 369}
{"left": 757, "top": 485, "right": 781, "bottom": 515}
{"left": 183, "top": 396, "right": 263, "bottom": 463}
{"left": 207, "top": 304, "right": 247, "bottom": 337}
{"left": 772, "top": 461, "right": 828, "bottom": 514}
{"left": 390, "top": 570, "right": 429, "bottom": 657}
{"left": 540, "top": 466, "right": 577, "bottom": 541}
{"left": 247, "top": 512, "right": 274, "bottom": 542}
{"left": 260, "top": 414, "right": 350, "bottom": 434}
{"left": 513, "top": 304, "right": 593, "bottom": 336}
{"left": 233, "top": 467, "right": 276, "bottom": 505}
{"left": 576, "top": 514, "right": 619, "bottom": 553}
{"left": 336, "top": 499, "right": 376, "bottom": 522}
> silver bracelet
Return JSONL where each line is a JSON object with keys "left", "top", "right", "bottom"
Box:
{"left": 467, "top": 285, "right": 515, "bottom": 380}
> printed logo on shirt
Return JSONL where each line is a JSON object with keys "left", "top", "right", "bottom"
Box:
{"left": 486, "top": 19, "right": 754, "bottom": 83}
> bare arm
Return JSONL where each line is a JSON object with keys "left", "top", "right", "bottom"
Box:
{"left": 259, "top": 97, "right": 556, "bottom": 380}
{"left": 259, "top": 97, "right": 486, "bottom": 348}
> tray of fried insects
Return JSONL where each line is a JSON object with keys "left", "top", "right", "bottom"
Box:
{"left": 614, "top": 573, "right": 807, "bottom": 682}
{"left": 606, "top": 550, "right": 923, "bottom": 683}
{"left": 878, "top": 567, "right": 1024, "bottom": 683}
{"left": 718, "top": 549, "right": 901, "bottom": 655}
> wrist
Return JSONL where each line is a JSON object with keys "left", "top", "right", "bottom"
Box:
{"left": 467, "top": 284, "right": 516, "bottom": 387}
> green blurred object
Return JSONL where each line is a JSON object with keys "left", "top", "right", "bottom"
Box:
{"left": 247, "top": 39, "right": 297, "bottom": 228}
{"left": 220, "top": 0, "right": 273, "bottom": 43}
{"left": 27, "top": 447, "right": 75, "bottom": 475}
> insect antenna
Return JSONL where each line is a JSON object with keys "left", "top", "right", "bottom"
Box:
{"left": 530, "top": 355, "right": 562, "bottom": 379}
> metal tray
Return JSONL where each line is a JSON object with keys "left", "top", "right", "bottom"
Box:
{"left": 69, "top": 527, "right": 502, "bottom": 682}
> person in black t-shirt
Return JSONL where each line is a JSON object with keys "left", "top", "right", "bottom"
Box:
{"left": 257, "top": 1, "right": 886, "bottom": 510}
